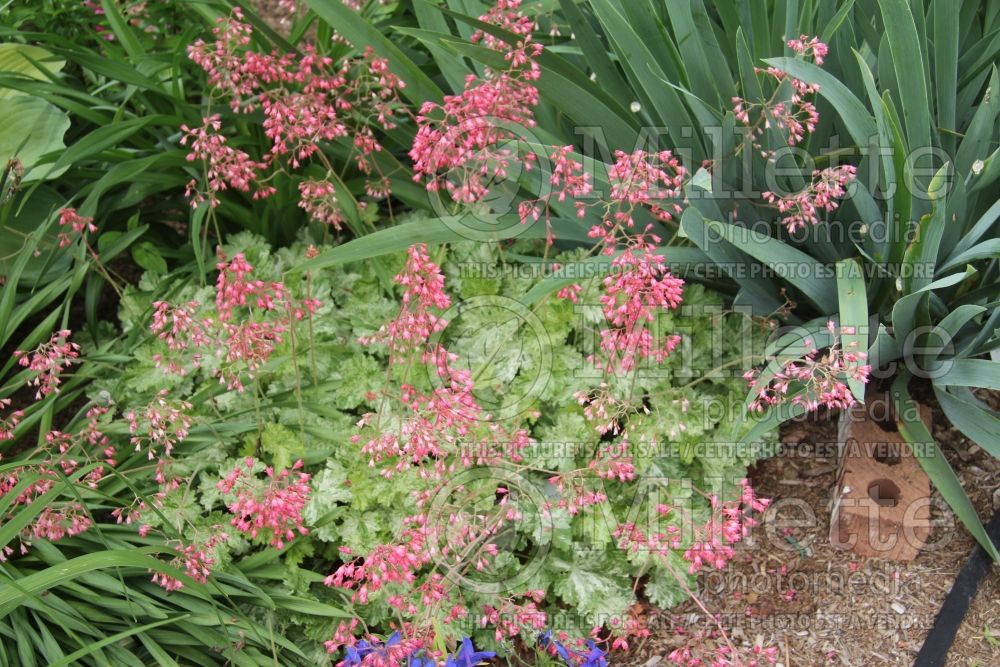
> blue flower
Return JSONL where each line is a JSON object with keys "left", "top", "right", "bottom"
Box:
{"left": 445, "top": 637, "right": 496, "bottom": 667}
{"left": 342, "top": 640, "right": 374, "bottom": 667}
{"left": 408, "top": 652, "right": 436, "bottom": 667}
{"left": 553, "top": 641, "right": 571, "bottom": 663}
{"left": 537, "top": 631, "right": 607, "bottom": 667}
{"left": 537, "top": 630, "right": 571, "bottom": 664}
{"left": 343, "top": 634, "right": 403, "bottom": 667}
{"left": 579, "top": 641, "right": 607, "bottom": 667}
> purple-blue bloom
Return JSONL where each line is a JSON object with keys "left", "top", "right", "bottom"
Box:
{"left": 445, "top": 637, "right": 496, "bottom": 667}
{"left": 580, "top": 641, "right": 607, "bottom": 667}
{"left": 342, "top": 633, "right": 405, "bottom": 667}
{"left": 538, "top": 630, "right": 607, "bottom": 667}
{"left": 408, "top": 652, "right": 436, "bottom": 667}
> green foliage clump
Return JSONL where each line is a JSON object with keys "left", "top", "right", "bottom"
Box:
{"left": 85, "top": 232, "right": 776, "bottom": 657}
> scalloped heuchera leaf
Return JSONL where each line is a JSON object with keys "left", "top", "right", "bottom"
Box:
{"left": 551, "top": 555, "right": 634, "bottom": 618}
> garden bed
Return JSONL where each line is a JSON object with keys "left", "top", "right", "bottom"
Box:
{"left": 1, "top": 1, "right": 999, "bottom": 665}
{"left": 626, "top": 407, "right": 1000, "bottom": 667}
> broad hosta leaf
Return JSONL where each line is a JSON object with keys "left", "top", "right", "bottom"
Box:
{"left": 0, "top": 44, "right": 65, "bottom": 96}
{"left": 0, "top": 43, "right": 70, "bottom": 180}
{"left": 0, "top": 93, "right": 70, "bottom": 181}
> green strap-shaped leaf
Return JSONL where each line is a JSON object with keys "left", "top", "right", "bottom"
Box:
{"left": 0, "top": 44, "right": 65, "bottom": 90}
{"left": 933, "top": 385, "right": 1000, "bottom": 460}
{"left": 892, "top": 374, "right": 1000, "bottom": 562}
{"left": 933, "top": 0, "right": 959, "bottom": 156}
{"left": 820, "top": 0, "right": 856, "bottom": 43}
{"left": 702, "top": 219, "right": 838, "bottom": 312}
{"left": 875, "top": 0, "right": 932, "bottom": 153}
{"left": 47, "top": 616, "right": 188, "bottom": 667}
{"left": 746, "top": 322, "right": 834, "bottom": 410}
{"left": 835, "top": 258, "right": 868, "bottom": 401}
{"left": 939, "top": 239, "right": 1000, "bottom": 274}
{"left": 298, "top": 215, "right": 591, "bottom": 274}
{"left": 925, "top": 304, "right": 987, "bottom": 365}
{"left": 304, "top": 0, "right": 443, "bottom": 106}
{"left": 934, "top": 359, "right": 1000, "bottom": 390}
{"left": 0, "top": 550, "right": 195, "bottom": 617}
{"left": 99, "top": 0, "right": 145, "bottom": 60}
{"left": 411, "top": 0, "right": 475, "bottom": 92}
{"left": 439, "top": 4, "right": 640, "bottom": 151}
{"left": 902, "top": 163, "right": 950, "bottom": 294}
{"left": 588, "top": 0, "right": 702, "bottom": 144}
{"left": 663, "top": 0, "right": 734, "bottom": 108}
{"left": 763, "top": 57, "right": 877, "bottom": 147}
{"left": 891, "top": 266, "right": 975, "bottom": 346}
{"left": 737, "top": 399, "right": 807, "bottom": 446}
{"left": 564, "top": 0, "right": 655, "bottom": 105}
{"left": 948, "top": 198, "right": 1000, "bottom": 260}
{"left": 678, "top": 207, "right": 785, "bottom": 313}
{"left": 956, "top": 67, "right": 999, "bottom": 176}
{"left": 269, "top": 595, "right": 352, "bottom": 618}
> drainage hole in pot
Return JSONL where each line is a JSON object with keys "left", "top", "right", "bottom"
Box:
{"left": 868, "top": 479, "right": 900, "bottom": 507}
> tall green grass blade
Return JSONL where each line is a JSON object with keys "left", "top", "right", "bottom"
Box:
{"left": 893, "top": 373, "right": 1000, "bottom": 562}
{"left": 876, "top": 0, "right": 932, "bottom": 153}
{"left": 933, "top": 0, "right": 959, "bottom": 155}
{"left": 934, "top": 385, "right": 1000, "bottom": 459}
{"left": 835, "top": 258, "right": 868, "bottom": 401}
{"left": 47, "top": 616, "right": 187, "bottom": 667}
{"left": 702, "top": 219, "right": 838, "bottom": 311}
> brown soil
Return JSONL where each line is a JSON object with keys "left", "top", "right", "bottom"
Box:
{"left": 625, "top": 400, "right": 1000, "bottom": 667}
{"left": 251, "top": 0, "right": 297, "bottom": 35}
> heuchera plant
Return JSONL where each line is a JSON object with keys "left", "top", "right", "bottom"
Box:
{"left": 183, "top": 7, "right": 408, "bottom": 222}
{"left": 0, "top": 2, "right": 868, "bottom": 665}
{"left": 159, "top": 1, "right": 855, "bottom": 664}
{"left": 311, "top": 1, "right": 827, "bottom": 663}
{"left": 49, "top": 223, "right": 772, "bottom": 665}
